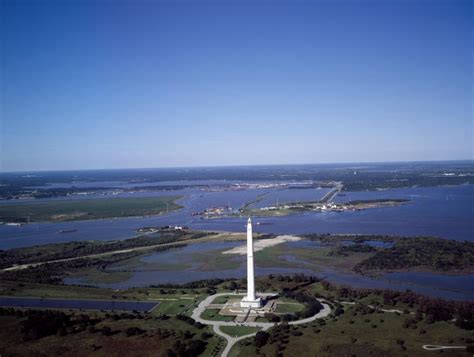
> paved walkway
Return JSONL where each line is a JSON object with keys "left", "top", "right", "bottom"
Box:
{"left": 422, "top": 345, "right": 466, "bottom": 351}
{"left": 213, "top": 325, "right": 260, "bottom": 357}
{"left": 191, "top": 292, "right": 331, "bottom": 357}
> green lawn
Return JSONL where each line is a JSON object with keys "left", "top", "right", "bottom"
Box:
{"left": 219, "top": 325, "right": 260, "bottom": 337}
{"left": 275, "top": 302, "right": 305, "bottom": 313}
{"left": 151, "top": 298, "right": 198, "bottom": 315}
{"left": 0, "top": 196, "right": 182, "bottom": 223}
{"left": 201, "top": 309, "right": 235, "bottom": 322}
{"left": 211, "top": 295, "right": 237, "bottom": 304}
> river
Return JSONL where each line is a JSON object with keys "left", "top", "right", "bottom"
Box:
{"left": 0, "top": 184, "right": 472, "bottom": 249}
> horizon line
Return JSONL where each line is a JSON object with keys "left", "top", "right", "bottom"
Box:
{"left": 1, "top": 158, "right": 473, "bottom": 174}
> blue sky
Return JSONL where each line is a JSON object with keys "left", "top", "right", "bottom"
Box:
{"left": 1, "top": 0, "right": 472, "bottom": 171}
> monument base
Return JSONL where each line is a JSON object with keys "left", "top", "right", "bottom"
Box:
{"left": 240, "top": 297, "right": 262, "bottom": 308}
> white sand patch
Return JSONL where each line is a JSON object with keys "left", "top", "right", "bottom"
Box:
{"left": 222, "top": 235, "right": 301, "bottom": 255}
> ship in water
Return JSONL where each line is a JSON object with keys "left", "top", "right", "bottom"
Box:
{"left": 59, "top": 229, "right": 78, "bottom": 234}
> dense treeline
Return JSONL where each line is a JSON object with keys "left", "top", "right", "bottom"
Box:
{"left": 303, "top": 233, "right": 398, "bottom": 243}
{"left": 0, "top": 308, "right": 101, "bottom": 340}
{"left": 176, "top": 314, "right": 206, "bottom": 329}
{"left": 355, "top": 237, "right": 474, "bottom": 272}
{"left": 341, "top": 174, "right": 474, "bottom": 191}
{"left": 0, "top": 257, "right": 108, "bottom": 284}
{"left": 166, "top": 339, "right": 207, "bottom": 357}
{"left": 328, "top": 243, "right": 377, "bottom": 256}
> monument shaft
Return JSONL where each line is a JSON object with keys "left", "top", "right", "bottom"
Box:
{"left": 240, "top": 217, "right": 261, "bottom": 308}
{"left": 246, "top": 217, "right": 256, "bottom": 301}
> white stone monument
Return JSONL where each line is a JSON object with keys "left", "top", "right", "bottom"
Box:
{"left": 240, "top": 217, "right": 262, "bottom": 308}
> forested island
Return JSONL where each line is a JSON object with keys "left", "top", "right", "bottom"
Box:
{"left": 355, "top": 237, "right": 474, "bottom": 273}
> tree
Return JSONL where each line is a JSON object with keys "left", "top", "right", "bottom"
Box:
{"left": 255, "top": 331, "right": 270, "bottom": 348}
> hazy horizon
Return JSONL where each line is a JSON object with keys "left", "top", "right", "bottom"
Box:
{"left": 1, "top": 158, "right": 473, "bottom": 174}
{"left": 2, "top": 0, "right": 472, "bottom": 171}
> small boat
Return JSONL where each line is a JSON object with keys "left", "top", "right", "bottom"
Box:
{"left": 59, "top": 229, "right": 78, "bottom": 234}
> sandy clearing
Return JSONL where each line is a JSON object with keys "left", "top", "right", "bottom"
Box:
{"left": 222, "top": 235, "right": 301, "bottom": 255}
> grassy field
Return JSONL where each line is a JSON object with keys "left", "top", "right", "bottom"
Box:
{"left": 230, "top": 305, "right": 473, "bottom": 357}
{"left": 201, "top": 309, "right": 235, "bottom": 322}
{"left": 211, "top": 295, "right": 237, "bottom": 304}
{"left": 220, "top": 326, "right": 260, "bottom": 337}
{"left": 151, "top": 298, "right": 198, "bottom": 315}
{"left": 0, "top": 196, "right": 182, "bottom": 222}
{"left": 275, "top": 301, "right": 305, "bottom": 314}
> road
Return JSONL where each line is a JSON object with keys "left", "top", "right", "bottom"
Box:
{"left": 319, "top": 183, "right": 343, "bottom": 203}
{"left": 2, "top": 232, "right": 245, "bottom": 272}
{"left": 192, "top": 292, "right": 331, "bottom": 357}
